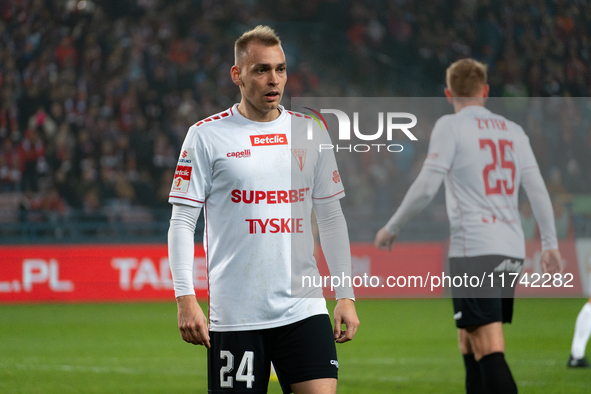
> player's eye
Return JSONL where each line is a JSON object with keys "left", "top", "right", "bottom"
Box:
{"left": 277, "top": 66, "right": 286, "bottom": 73}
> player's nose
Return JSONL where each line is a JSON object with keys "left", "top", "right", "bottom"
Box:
{"left": 268, "top": 70, "right": 278, "bottom": 86}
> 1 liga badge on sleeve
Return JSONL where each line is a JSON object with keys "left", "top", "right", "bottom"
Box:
{"left": 172, "top": 148, "right": 195, "bottom": 194}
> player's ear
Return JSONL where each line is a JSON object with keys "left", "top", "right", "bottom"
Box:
{"left": 444, "top": 87, "right": 454, "bottom": 104}
{"left": 482, "top": 84, "right": 490, "bottom": 98}
{"left": 231, "top": 65, "right": 242, "bottom": 86}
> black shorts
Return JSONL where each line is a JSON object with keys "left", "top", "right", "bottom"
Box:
{"left": 450, "top": 255, "right": 523, "bottom": 329}
{"left": 207, "top": 314, "right": 338, "bottom": 394}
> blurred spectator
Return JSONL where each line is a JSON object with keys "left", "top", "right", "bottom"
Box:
{"left": 2, "top": 0, "right": 591, "bottom": 240}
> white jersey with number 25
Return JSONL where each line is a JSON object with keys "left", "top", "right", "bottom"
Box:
{"left": 423, "top": 105, "right": 539, "bottom": 258}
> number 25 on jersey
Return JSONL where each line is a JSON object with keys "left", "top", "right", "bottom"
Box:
{"left": 479, "top": 139, "right": 516, "bottom": 196}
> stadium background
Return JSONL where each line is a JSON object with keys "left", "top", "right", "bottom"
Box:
{"left": 1, "top": 0, "right": 591, "bottom": 393}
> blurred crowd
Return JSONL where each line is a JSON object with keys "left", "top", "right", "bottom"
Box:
{"left": 1, "top": 0, "right": 590, "bottom": 238}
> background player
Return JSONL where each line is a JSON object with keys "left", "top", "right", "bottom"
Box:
{"left": 167, "top": 26, "right": 359, "bottom": 394}
{"left": 568, "top": 297, "right": 591, "bottom": 368}
{"left": 374, "top": 58, "right": 562, "bottom": 394}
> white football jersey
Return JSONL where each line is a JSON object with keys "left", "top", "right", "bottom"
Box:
{"left": 169, "top": 104, "right": 345, "bottom": 332}
{"left": 423, "top": 105, "right": 539, "bottom": 258}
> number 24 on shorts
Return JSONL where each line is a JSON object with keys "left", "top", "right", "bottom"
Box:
{"left": 220, "top": 350, "right": 255, "bottom": 389}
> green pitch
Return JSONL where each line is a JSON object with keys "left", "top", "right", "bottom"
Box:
{"left": 0, "top": 299, "right": 589, "bottom": 393}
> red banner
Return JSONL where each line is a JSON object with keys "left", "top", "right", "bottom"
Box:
{"left": 0, "top": 245, "right": 207, "bottom": 303}
{"left": 0, "top": 240, "right": 584, "bottom": 303}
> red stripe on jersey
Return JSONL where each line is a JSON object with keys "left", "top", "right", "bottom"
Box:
{"left": 205, "top": 201, "right": 211, "bottom": 329}
{"left": 312, "top": 190, "right": 345, "bottom": 200}
{"left": 195, "top": 108, "right": 234, "bottom": 127}
{"left": 169, "top": 195, "right": 205, "bottom": 204}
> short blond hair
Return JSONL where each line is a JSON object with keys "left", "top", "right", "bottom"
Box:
{"left": 446, "top": 58, "right": 488, "bottom": 97}
{"left": 234, "top": 25, "right": 281, "bottom": 65}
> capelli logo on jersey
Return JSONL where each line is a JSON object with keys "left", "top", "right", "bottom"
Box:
{"left": 250, "top": 134, "right": 287, "bottom": 146}
{"left": 227, "top": 149, "right": 251, "bottom": 158}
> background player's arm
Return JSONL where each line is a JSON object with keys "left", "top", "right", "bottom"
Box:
{"left": 168, "top": 203, "right": 210, "bottom": 348}
{"left": 314, "top": 200, "right": 360, "bottom": 343}
{"left": 521, "top": 170, "right": 562, "bottom": 275}
{"left": 375, "top": 168, "right": 445, "bottom": 250}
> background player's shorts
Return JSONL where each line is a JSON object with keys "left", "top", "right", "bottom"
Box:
{"left": 207, "top": 314, "right": 338, "bottom": 394}
{"left": 450, "top": 255, "right": 523, "bottom": 329}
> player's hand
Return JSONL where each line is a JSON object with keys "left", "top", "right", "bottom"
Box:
{"left": 540, "top": 249, "right": 562, "bottom": 276}
{"left": 333, "top": 298, "right": 359, "bottom": 343}
{"left": 176, "top": 295, "right": 210, "bottom": 348}
{"left": 374, "top": 227, "right": 397, "bottom": 251}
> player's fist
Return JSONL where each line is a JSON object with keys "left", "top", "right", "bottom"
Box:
{"left": 334, "top": 298, "right": 359, "bottom": 343}
{"left": 374, "top": 227, "right": 397, "bottom": 251}
{"left": 540, "top": 249, "right": 562, "bottom": 276}
{"left": 176, "top": 295, "right": 210, "bottom": 348}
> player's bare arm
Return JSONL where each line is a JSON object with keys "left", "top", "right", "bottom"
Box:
{"left": 176, "top": 294, "right": 210, "bottom": 348}
{"left": 333, "top": 298, "right": 359, "bottom": 343}
{"left": 374, "top": 168, "right": 444, "bottom": 251}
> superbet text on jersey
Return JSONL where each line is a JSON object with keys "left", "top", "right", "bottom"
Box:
{"left": 169, "top": 104, "right": 344, "bottom": 332}
{"left": 423, "top": 106, "right": 539, "bottom": 259}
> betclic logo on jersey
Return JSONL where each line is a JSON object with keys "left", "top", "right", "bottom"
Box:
{"left": 172, "top": 148, "right": 195, "bottom": 194}
{"left": 250, "top": 134, "right": 288, "bottom": 146}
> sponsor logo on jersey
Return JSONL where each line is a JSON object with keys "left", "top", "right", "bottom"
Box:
{"left": 227, "top": 149, "right": 251, "bottom": 158}
{"left": 291, "top": 149, "right": 307, "bottom": 171}
{"left": 330, "top": 360, "right": 339, "bottom": 369}
{"left": 332, "top": 170, "right": 341, "bottom": 183}
{"left": 245, "top": 218, "right": 304, "bottom": 234}
{"left": 178, "top": 148, "right": 195, "bottom": 164}
{"left": 231, "top": 188, "right": 310, "bottom": 204}
{"left": 493, "top": 259, "right": 522, "bottom": 273}
{"left": 250, "top": 134, "right": 287, "bottom": 146}
{"left": 171, "top": 165, "right": 191, "bottom": 194}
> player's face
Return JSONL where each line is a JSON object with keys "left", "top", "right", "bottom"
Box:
{"left": 233, "top": 43, "right": 286, "bottom": 121}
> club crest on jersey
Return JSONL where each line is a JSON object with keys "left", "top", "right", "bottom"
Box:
{"left": 250, "top": 134, "right": 288, "bottom": 146}
{"left": 172, "top": 165, "right": 191, "bottom": 194}
{"left": 291, "top": 149, "right": 307, "bottom": 171}
{"left": 332, "top": 170, "right": 341, "bottom": 183}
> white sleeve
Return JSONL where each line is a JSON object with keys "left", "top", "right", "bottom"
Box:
{"left": 313, "top": 200, "right": 354, "bottom": 300}
{"left": 312, "top": 127, "right": 345, "bottom": 204}
{"left": 384, "top": 167, "right": 445, "bottom": 235}
{"left": 521, "top": 170, "right": 558, "bottom": 251}
{"left": 422, "top": 116, "right": 456, "bottom": 173}
{"left": 168, "top": 203, "right": 201, "bottom": 298}
{"left": 169, "top": 127, "right": 212, "bottom": 208}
